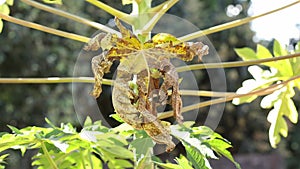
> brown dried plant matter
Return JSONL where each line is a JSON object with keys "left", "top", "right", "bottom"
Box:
{"left": 84, "top": 18, "right": 209, "bottom": 152}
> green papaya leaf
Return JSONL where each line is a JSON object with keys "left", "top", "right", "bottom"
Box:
{"left": 155, "top": 155, "right": 194, "bottom": 169}
{"left": 270, "top": 40, "right": 293, "bottom": 76}
{"left": 267, "top": 86, "right": 298, "bottom": 148}
{"left": 234, "top": 47, "right": 256, "bottom": 60}
{"left": 273, "top": 39, "right": 288, "bottom": 57}
{"left": 175, "top": 155, "right": 194, "bottom": 169}
{"left": 83, "top": 116, "right": 93, "bottom": 127}
{"left": 0, "top": 3, "right": 9, "bottom": 15}
{"left": 256, "top": 44, "right": 273, "bottom": 59}
{"left": 122, "top": 0, "right": 133, "bottom": 5}
{"left": 135, "top": 149, "right": 154, "bottom": 169}
{"left": 232, "top": 78, "right": 273, "bottom": 105}
{"left": 108, "top": 159, "right": 133, "bottom": 169}
{"left": 0, "top": 154, "right": 8, "bottom": 165}
{"left": 129, "top": 137, "right": 155, "bottom": 160}
{"left": 260, "top": 90, "right": 281, "bottom": 109}
{"left": 0, "top": 19, "right": 3, "bottom": 33}
{"left": 7, "top": 125, "right": 22, "bottom": 134}
{"left": 154, "top": 162, "right": 185, "bottom": 169}
{"left": 6, "top": 0, "right": 13, "bottom": 6}
{"left": 205, "top": 139, "right": 240, "bottom": 169}
{"left": 110, "top": 113, "right": 125, "bottom": 123}
{"left": 183, "top": 142, "right": 211, "bottom": 169}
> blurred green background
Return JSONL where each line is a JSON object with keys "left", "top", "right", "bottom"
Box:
{"left": 0, "top": 0, "right": 299, "bottom": 168}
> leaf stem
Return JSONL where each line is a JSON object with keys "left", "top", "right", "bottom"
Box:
{"left": 85, "top": 0, "right": 133, "bottom": 25}
{"left": 21, "top": 0, "right": 120, "bottom": 35}
{"left": 0, "top": 13, "right": 90, "bottom": 43}
{"left": 0, "top": 77, "right": 112, "bottom": 85}
{"left": 0, "top": 77, "right": 234, "bottom": 97}
{"left": 40, "top": 141, "right": 58, "bottom": 169}
{"left": 140, "top": 0, "right": 179, "bottom": 34}
{"left": 176, "top": 52, "right": 300, "bottom": 72}
{"left": 178, "top": 0, "right": 300, "bottom": 41}
{"left": 158, "top": 75, "right": 300, "bottom": 119}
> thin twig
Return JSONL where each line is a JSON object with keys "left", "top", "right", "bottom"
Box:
{"left": 158, "top": 75, "right": 300, "bottom": 119}
{"left": 21, "top": 0, "right": 120, "bottom": 35}
{"left": 178, "top": 0, "right": 300, "bottom": 41}
{"left": 0, "top": 13, "right": 90, "bottom": 43}
{"left": 176, "top": 52, "right": 300, "bottom": 72}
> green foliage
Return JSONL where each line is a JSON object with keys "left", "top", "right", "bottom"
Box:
{"left": 0, "top": 0, "right": 13, "bottom": 33}
{"left": 233, "top": 40, "right": 300, "bottom": 148}
{"left": 0, "top": 118, "right": 239, "bottom": 169}
{"left": 171, "top": 122, "right": 241, "bottom": 169}
{"left": 0, "top": 154, "right": 9, "bottom": 169}
{"left": 0, "top": 117, "right": 134, "bottom": 169}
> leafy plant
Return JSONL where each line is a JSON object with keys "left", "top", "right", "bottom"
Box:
{"left": 0, "top": 0, "right": 300, "bottom": 168}
{"left": 0, "top": 117, "right": 239, "bottom": 168}
{"left": 233, "top": 40, "right": 300, "bottom": 148}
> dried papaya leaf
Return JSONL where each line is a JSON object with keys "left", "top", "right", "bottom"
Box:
{"left": 86, "top": 17, "right": 209, "bottom": 152}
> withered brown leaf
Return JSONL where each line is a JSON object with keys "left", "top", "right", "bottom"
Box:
{"left": 84, "top": 17, "right": 209, "bottom": 152}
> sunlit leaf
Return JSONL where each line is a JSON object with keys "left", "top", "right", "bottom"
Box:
{"left": 0, "top": 19, "right": 3, "bottom": 33}
{"left": 256, "top": 44, "right": 273, "bottom": 59}
{"left": 7, "top": 125, "right": 22, "bottom": 134}
{"left": 108, "top": 159, "right": 133, "bottom": 169}
{"left": 175, "top": 155, "right": 194, "bottom": 169}
{"left": 135, "top": 149, "right": 154, "bottom": 169}
{"left": 260, "top": 90, "right": 281, "bottom": 109}
{"left": 232, "top": 79, "right": 273, "bottom": 105}
{"left": 0, "top": 154, "right": 9, "bottom": 165}
{"left": 109, "top": 113, "right": 124, "bottom": 123}
{"left": 122, "top": 0, "right": 133, "bottom": 5}
{"left": 0, "top": 3, "right": 9, "bottom": 15}
{"left": 234, "top": 47, "right": 256, "bottom": 60}
{"left": 83, "top": 116, "right": 92, "bottom": 127}
{"left": 5, "top": 0, "right": 13, "bottom": 6}
{"left": 273, "top": 39, "right": 288, "bottom": 57}
{"left": 43, "top": 0, "right": 62, "bottom": 5}
{"left": 205, "top": 139, "right": 240, "bottom": 169}
{"left": 267, "top": 86, "right": 298, "bottom": 148}
{"left": 155, "top": 162, "right": 184, "bottom": 169}
{"left": 265, "top": 40, "right": 292, "bottom": 76}
{"left": 183, "top": 142, "right": 211, "bottom": 169}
